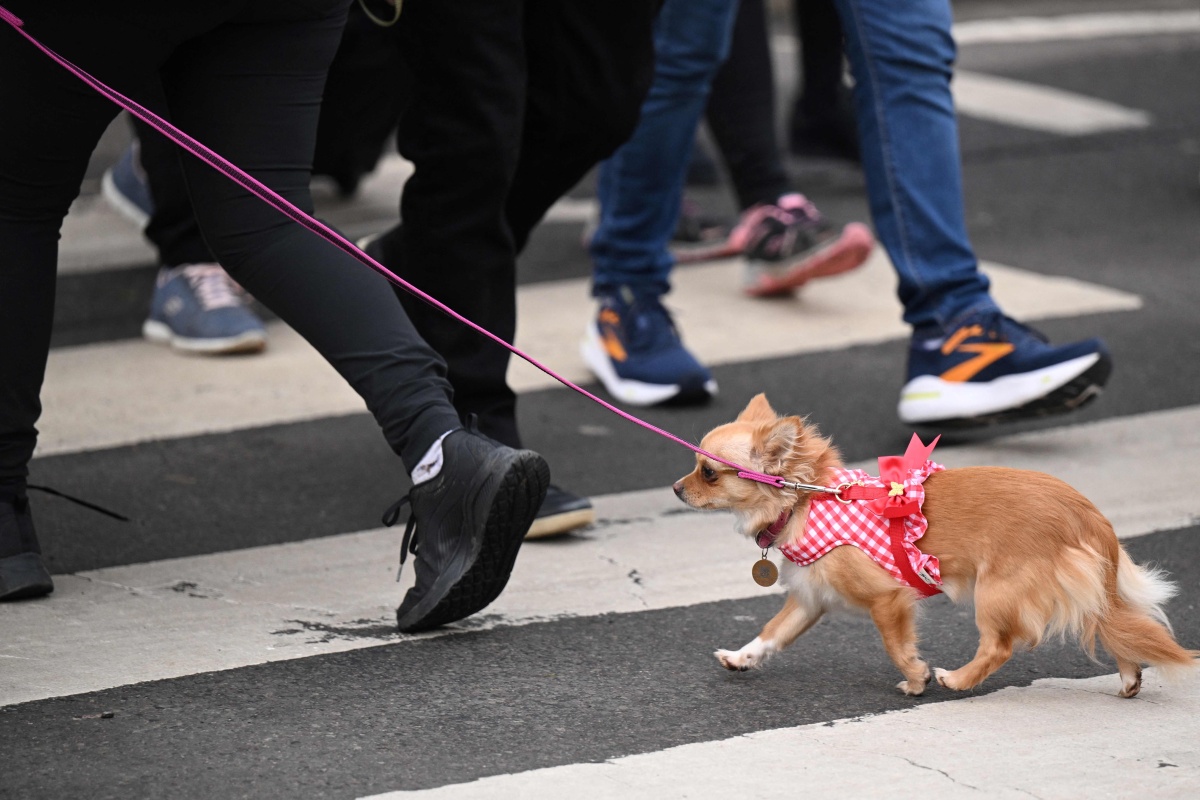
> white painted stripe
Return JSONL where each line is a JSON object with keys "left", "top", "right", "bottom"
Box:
{"left": 360, "top": 670, "right": 1200, "bottom": 799}
{"left": 953, "top": 10, "right": 1200, "bottom": 46}
{"left": 5, "top": 405, "right": 1196, "bottom": 707}
{"left": 36, "top": 253, "right": 1139, "bottom": 457}
{"left": 953, "top": 70, "right": 1151, "bottom": 135}
{"left": 769, "top": 10, "right": 1200, "bottom": 57}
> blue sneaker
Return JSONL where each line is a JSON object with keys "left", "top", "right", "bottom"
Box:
{"left": 580, "top": 288, "right": 717, "bottom": 406}
{"left": 898, "top": 309, "right": 1112, "bottom": 427}
{"left": 143, "top": 264, "right": 268, "bottom": 355}
{"left": 101, "top": 141, "right": 155, "bottom": 228}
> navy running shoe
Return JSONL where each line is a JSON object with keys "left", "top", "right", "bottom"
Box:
{"left": 580, "top": 287, "right": 717, "bottom": 407}
{"left": 898, "top": 309, "right": 1112, "bottom": 427}
{"left": 143, "top": 264, "right": 268, "bottom": 355}
{"left": 526, "top": 484, "right": 594, "bottom": 539}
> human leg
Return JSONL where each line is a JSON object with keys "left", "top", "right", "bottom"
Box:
{"left": 506, "top": 0, "right": 658, "bottom": 535}
{"left": 789, "top": 0, "right": 859, "bottom": 161}
{"left": 100, "top": 117, "right": 268, "bottom": 354}
{"left": 0, "top": 0, "right": 210, "bottom": 599}
{"left": 356, "top": 0, "right": 527, "bottom": 449}
{"left": 162, "top": 1, "right": 547, "bottom": 629}
{"left": 582, "top": 0, "right": 738, "bottom": 407}
{"left": 588, "top": 0, "right": 738, "bottom": 297}
{"left": 833, "top": 0, "right": 1111, "bottom": 426}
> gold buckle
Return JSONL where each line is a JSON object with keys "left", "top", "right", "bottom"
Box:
{"left": 834, "top": 480, "right": 863, "bottom": 504}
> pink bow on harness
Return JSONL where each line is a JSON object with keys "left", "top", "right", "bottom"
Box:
{"left": 866, "top": 433, "right": 941, "bottom": 519}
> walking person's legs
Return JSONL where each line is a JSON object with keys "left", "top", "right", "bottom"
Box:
{"left": 583, "top": 0, "right": 739, "bottom": 407}
{"left": 831, "top": 0, "right": 1111, "bottom": 426}
{"left": 1, "top": 1, "right": 549, "bottom": 626}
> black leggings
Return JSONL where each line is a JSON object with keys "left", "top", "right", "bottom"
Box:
{"left": 0, "top": 0, "right": 461, "bottom": 478}
{"left": 101, "top": 0, "right": 656, "bottom": 451}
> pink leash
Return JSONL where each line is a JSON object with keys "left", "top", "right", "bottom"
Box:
{"left": 1, "top": 6, "right": 817, "bottom": 493}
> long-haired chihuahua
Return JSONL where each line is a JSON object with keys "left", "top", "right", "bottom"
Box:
{"left": 673, "top": 394, "right": 1197, "bottom": 697}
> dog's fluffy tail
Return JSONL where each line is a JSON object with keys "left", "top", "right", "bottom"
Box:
{"left": 1092, "top": 550, "right": 1198, "bottom": 677}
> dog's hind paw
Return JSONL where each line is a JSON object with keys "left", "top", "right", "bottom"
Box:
{"left": 896, "top": 679, "right": 926, "bottom": 696}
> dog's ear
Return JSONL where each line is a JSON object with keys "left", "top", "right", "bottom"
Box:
{"left": 737, "top": 393, "right": 777, "bottom": 424}
{"left": 759, "top": 415, "right": 802, "bottom": 473}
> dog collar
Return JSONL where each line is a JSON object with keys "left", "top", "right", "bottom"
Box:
{"left": 755, "top": 510, "right": 792, "bottom": 549}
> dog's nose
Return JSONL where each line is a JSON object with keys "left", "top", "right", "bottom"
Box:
{"left": 672, "top": 480, "right": 684, "bottom": 498}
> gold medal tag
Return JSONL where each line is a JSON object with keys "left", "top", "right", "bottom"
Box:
{"left": 752, "top": 558, "right": 778, "bottom": 587}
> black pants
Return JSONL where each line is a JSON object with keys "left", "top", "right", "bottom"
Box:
{"left": 365, "top": 0, "right": 658, "bottom": 448}
{"left": 706, "top": 0, "right": 792, "bottom": 210}
{"left": 135, "top": 4, "right": 403, "bottom": 267}
{"left": 705, "top": 0, "right": 849, "bottom": 210}
{"left": 120, "top": 0, "right": 656, "bottom": 451}
{"left": 0, "top": 0, "right": 461, "bottom": 479}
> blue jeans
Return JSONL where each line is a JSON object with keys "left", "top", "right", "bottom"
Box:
{"left": 832, "top": 0, "right": 996, "bottom": 333}
{"left": 589, "top": 0, "right": 739, "bottom": 297}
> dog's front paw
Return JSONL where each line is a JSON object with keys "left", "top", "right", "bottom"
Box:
{"left": 715, "top": 637, "right": 772, "bottom": 672}
{"left": 715, "top": 648, "right": 753, "bottom": 671}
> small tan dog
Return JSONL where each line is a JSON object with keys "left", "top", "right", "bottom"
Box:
{"left": 673, "top": 394, "right": 1197, "bottom": 697}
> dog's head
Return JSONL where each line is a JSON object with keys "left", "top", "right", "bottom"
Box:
{"left": 673, "top": 394, "right": 840, "bottom": 532}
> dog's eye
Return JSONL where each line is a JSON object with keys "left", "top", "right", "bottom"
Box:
{"left": 701, "top": 465, "right": 717, "bottom": 482}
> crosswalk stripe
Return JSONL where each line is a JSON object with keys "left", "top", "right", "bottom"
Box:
{"left": 952, "top": 10, "right": 1200, "bottom": 45}
{"left": 360, "top": 670, "right": 1200, "bottom": 799}
{"left": 770, "top": 10, "right": 1182, "bottom": 137}
{"left": 952, "top": 70, "right": 1152, "bottom": 135}
{"left": 6, "top": 404, "right": 1195, "bottom": 707}
{"left": 36, "top": 253, "right": 1139, "bottom": 458}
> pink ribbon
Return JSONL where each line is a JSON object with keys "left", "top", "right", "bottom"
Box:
{"left": 867, "top": 433, "right": 939, "bottom": 518}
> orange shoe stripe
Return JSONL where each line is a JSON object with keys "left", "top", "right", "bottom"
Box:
{"left": 939, "top": 342, "right": 1014, "bottom": 382}
{"left": 940, "top": 324, "right": 983, "bottom": 356}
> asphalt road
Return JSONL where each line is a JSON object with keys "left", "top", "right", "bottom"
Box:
{"left": 3, "top": 1, "right": 1199, "bottom": 798}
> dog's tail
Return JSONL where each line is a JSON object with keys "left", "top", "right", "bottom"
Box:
{"left": 1091, "top": 549, "right": 1199, "bottom": 677}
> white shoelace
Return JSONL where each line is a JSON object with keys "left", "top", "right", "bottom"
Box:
{"left": 178, "top": 264, "right": 243, "bottom": 311}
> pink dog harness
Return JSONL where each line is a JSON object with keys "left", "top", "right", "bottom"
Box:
{"left": 769, "top": 435, "right": 945, "bottom": 596}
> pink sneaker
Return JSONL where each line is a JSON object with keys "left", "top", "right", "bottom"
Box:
{"left": 736, "top": 194, "right": 875, "bottom": 297}
{"left": 674, "top": 194, "right": 873, "bottom": 295}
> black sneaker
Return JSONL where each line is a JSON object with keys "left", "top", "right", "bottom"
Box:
{"left": 526, "top": 484, "right": 595, "bottom": 539}
{"left": 0, "top": 482, "right": 54, "bottom": 602}
{"left": 383, "top": 428, "right": 550, "bottom": 632}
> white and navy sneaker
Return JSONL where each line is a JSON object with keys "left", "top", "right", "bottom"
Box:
{"left": 143, "top": 264, "right": 267, "bottom": 355}
{"left": 898, "top": 310, "right": 1112, "bottom": 427}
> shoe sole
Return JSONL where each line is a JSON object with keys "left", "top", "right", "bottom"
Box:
{"left": 397, "top": 450, "right": 550, "bottom": 632}
{"left": 742, "top": 223, "right": 875, "bottom": 297}
{"left": 0, "top": 553, "right": 54, "bottom": 602}
{"left": 525, "top": 506, "right": 596, "bottom": 539}
{"left": 580, "top": 324, "right": 718, "bottom": 407}
{"left": 143, "top": 320, "right": 268, "bottom": 356}
{"left": 898, "top": 351, "right": 1111, "bottom": 428}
